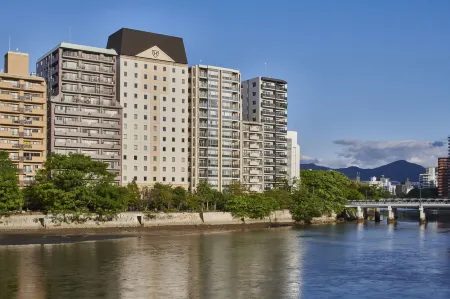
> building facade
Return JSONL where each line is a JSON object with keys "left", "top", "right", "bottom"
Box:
{"left": 0, "top": 52, "right": 47, "bottom": 185}
{"left": 438, "top": 157, "right": 448, "bottom": 198}
{"left": 419, "top": 167, "right": 438, "bottom": 189}
{"left": 107, "top": 28, "right": 189, "bottom": 187}
{"left": 242, "top": 121, "right": 264, "bottom": 192}
{"left": 287, "top": 130, "right": 300, "bottom": 184}
{"left": 37, "top": 43, "right": 121, "bottom": 182}
{"left": 189, "top": 65, "right": 241, "bottom": 191}
{"left": 242, "top": 77, "right": 288, "bottom": 190}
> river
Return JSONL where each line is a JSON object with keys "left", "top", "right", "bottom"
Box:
{"left": 1, "top": 213, "right": 450, "bottom": 299}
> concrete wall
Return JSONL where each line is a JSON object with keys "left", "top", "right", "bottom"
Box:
{"left": 0, "top": 210, "right": 296, "bottom": 231}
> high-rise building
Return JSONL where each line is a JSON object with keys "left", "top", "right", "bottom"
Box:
{"left": 0, "top": 51, "right": 47, "bottom": 185}
{"left": 419, "top": 167, "right": 437, "bottom": 189}
{"left": 36, "top": 43, "right": 122, "bottom": 183}
{"left": 189, "top": 65, "right": 241, "bottom": 191}
{"left": 242, "top": 121, "right": 264, "bottom": 192}
{"left": 287, "top": 131, "right": 300, "bottom": 184}
{"left": 107, "top": 28, "right": 189, "bottom": 187}
{"left": 438, "top": 157, "right": 448, "bottom": 198}
{"left": 242, "top": 77, "right": 288, "bottom": 190}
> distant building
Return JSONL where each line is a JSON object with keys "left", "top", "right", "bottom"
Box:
{"left": 419, "top": 167, "right": 437, "bottom": 189}
{"left": 395, "top": 178, "right": 414, "bottom": 196}
{"left": 286, "top": 131, "right": 300, "bottom": 184}
{"left": 438, "top": 157, "right": 449, "bottom": 198}
{"left": 365, "top": 175, "right": 396, "bottom": 195}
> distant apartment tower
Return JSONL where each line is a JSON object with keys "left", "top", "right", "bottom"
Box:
{"left": 37, "top": 43, "right": 121, "bottom": 183}
{"left": 242, "top": 77, "right": 288, "bottom": 190}
{"left": 419, "top": 167, "right": 438, "bottom": 189}
{"left": 107, "top": 28, "right": 189, "bottom": 187}
{"left": 287, "top": 131, "right": 300, "bottom": 184}
{"left": 438, "top": 157, "right": 449, "bottom": 198}
{"left": 189, "top": 65, "right": 241, "bottom": 191}
{"left": 0, "top": 51, "right": 47, "bottom": 185}
{"left": 242, "top": 121, "right": 264, "bottom": 192}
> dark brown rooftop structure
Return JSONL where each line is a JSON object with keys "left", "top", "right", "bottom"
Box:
{"left": 106, "top": 28, "right": 188, "bottom": 64}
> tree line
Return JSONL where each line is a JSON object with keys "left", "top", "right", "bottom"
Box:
{"left": 0, "top": 152, "right": 401, "bottom": 223}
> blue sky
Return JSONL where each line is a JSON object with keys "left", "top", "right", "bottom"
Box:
{"left": 1, "top": 0, "right": 449, "bottom": 168}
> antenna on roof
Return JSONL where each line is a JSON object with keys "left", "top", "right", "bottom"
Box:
{"left": 8, "top": 36, "right": 10, "bottom": 51}
{"left": 264, "top": 62, "right": 267, "bottom": 75}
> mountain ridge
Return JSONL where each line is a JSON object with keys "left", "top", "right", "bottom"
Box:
{"left": 300, "top": 160, "right": 425, "bottom": 182}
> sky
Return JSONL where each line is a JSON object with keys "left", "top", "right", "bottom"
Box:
{"left": 1, "top": 0, "right": 449, "bottom": 169}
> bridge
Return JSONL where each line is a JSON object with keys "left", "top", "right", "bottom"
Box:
{"left": 344, "top": 198, "right": 449, "bottom": 224}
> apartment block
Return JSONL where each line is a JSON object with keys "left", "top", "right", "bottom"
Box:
{"left": 419, "top": 167, "right": 438, "bottom": 189}
{"left": 242, "top": 121, "right": 264, "bottom": 192}
{"left": 242, "top": 77, "right": 288, "bottom": 190}
{"left": 0, "top": 51, "right": 47, "bottom": 185}
{"left": 107, "top": 28, "right": 189, "bottom": 187}
{"left": 287, "top": 130, "right": 300, "bottom": 184}
{"left": 189, "top": 65, "right": 241, "bottom": 191}
{"left": 36, "top": 43, "right": 121, "bottom": 182}
{"left": 438, "top": 157, "right": 448, "bottom": 198}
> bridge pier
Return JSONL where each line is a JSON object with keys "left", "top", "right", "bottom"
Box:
{"left": 356, "top": 206, "right": 364, "bottom": 222}
{"left": 363, "top": 208, "right": 368, "bottom": 220}
{"left": 419, "top": 206, "right": 426, "bottom": 224}
{"left": 374, "top": 208, "right": 381, "bottom": 222}
{"left": 387, "top": 206, "right": 396, "bottom": 224}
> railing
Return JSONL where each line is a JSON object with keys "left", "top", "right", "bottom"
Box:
{"left": 346, "top": 199, "right": 450, "bottom": 205}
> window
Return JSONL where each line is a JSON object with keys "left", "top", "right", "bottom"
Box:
{"left": 144, "top": 84, "right": 147, "bottom": 89}
{"left": 144, "top": 135, "right": 147, "bottom": 140}
{"left": 134, "top": 155, "right": 137, "bottom": 160}
{"left": 135, "top": 63, "right": 138, "bottom": 67}
{"left": 153, "top": 156, "right": 157, "bottom": 161}
{"left": 163, "top": 167, "right": 166, "bottom": 172}
{"left": 153, "top": 126, "right": 157, "bottom": 131}
{"left": 181, "top": 167, "right": 185, "bottom": 172}
{"left": 154, "top": 96, "right": 157, "bottom": 100}
{"left": 124, "top": 92, "right": 127, "bottom": 97}
{"left": 153, "top": 177, "right": 156, "bottom": 181}
{"left": 163, "top": 157, "right": 166, "bottom": 162}
{"left": 252, "top": 92, "right": 256, "bottom": 96}
{"left": 134, "top": 94, "right": 138, "bottom": 99}
{"left": 172, "top": 78, "right": 175, "bottom": 83}
{"left": 153, "top": 116, "right": 157, "bottom": 121}
{"left": 163, "top": 97, "right": 167, "bottom": 102}
{"left": 163, "top": 117, "right": 166, "bottom": 122}
{"left": 134, "top": 176, "right": 137, "bottom": 181}
{"left": 144, "top": 95, "right": 148, "bottom": 100}
{"left": 144, "top": 156, "right": 147, "bottom": 161}
{"left": 252, "top": 82, "right": 256, "bottom": 87}
{"left": 172, "top": 128, "right": 176, "bottom": 132}
{"left": 182, "top": 148, "right": 185, "bottom": 152}
{"left": 182, "top": 138, "right": 185, "bottom": 143}
{"left": 124, "top": 61, "right": 127, "bottom": 66}
{"left": 163, "top": 147, "right": 166, "bottom": 152}
{"left": 163, "top": 107, "right": 166, "bottom": 112}
{"left": 124, "top": 113, "right": 127, "bottom": 118}
{"left": 134, "top": 114, "right": 137, "bottom": 119}
{"left": 172, "top": 118, "right": 175, "bottom": 122}
{"left": 144, "top": 115, "right": 147, "bottom": 120}
{"left": 172, "top": 157, "right": 175, "bottom": 162}
{"left": 144, "top": 64, "right": 147, "bottom": 69}
{"left": 124, "top": 176, "right": 127, "bottom": 181}
{"left": 172, "top": 68, "right": 175, "bottom": 73}
{"left": 182, "top": 177, "right": 185, "bottom": 182}
{"left": 172, "top": 167, "right": 175, "bottom": 172}
{"left": 182, "top": 79, "right": 185, "bottom": 84}
{"left": 144, "top": 145, "right": 148, "bottom": 150}
{"left": 154, "top": 65, "right": 157, "bottom": 70}
{"left": 163, "top": 177, "right": 166, "bottom": 182}
{"left": 163, "top": 137, "right": 166, "bottom": 142}
{"left": 124, "top": 134, "right": 127, "bottom": 139}
{"left": 172, "top": 88, "right": 175, "bottom": 92}
{"left": 144, "top": 105, "right": 147, "bottom": 110}
{"left": 124, "top": 123, "right": 127, "bottom": 129}
{"left": 144, "top": 125, "right": 147, "bottom": 130}
{"left": 163, "top": 87, "right": 166, "bottom": 92}
{"left": 144, "top": 74, "right": 148, "bottom": 79}
{"left": 153, "top": 166, "right": 156, "bottom": 171}
{"left": 134, "top": 145, "right": 138, "bottom": 150}
{"left": 172, "top": 147, "right": 175, "bottom": 152}
{"left": 172, "top": 177, "right": 175, "bottom": 182}
{"left": 123, "top": 155, "right": 127, "bottom": 160}
{"left": 134, "top": 104, "right": 138, "bottom": 109}
{"left": 252, "top": 101, "right": 256, "bottom": 105}
{"left": 134, "top": 166, "right": 137, "bottom": 171}
{"left": 181, "top": 128, "right": 184, "bottom": 133}
{"left": 163, "top": 67, "right": 166, "bottom": 71}
{"left": 144, "top": 176, "right": 147, "bottom": 181}
{"left": 182, "top": 99, "right": 185, "bottom": 104}
{"left": 134, "top": 83, "right": 138, "bottom": 88}
{"left": 154, "top": 106, "right": 157, "bottom": 110}
{"left": 182, "top": 158, "right": 185, "bottom": 162}
{"left": 134, "top": 134, "right": 137, "bottom": 140}
{"left": 163, "top": 77, "right": 167, "bottom": 82}
{"left": 252, "top": 109, "right": 256, "bottom": 113}
{"left": 182, "top": 69, "right": 185, "bottom": 74}
{"left": 124, "top": 103, "right": 128, "bottom": 108}
{"left": 172, "top": 108, "right": 175, "bottom": 112}
{"left": 182, "top": 109, "right": 185, "bottom": 113}
{"left": 124, "top": 72, "right": 127, "bottom": 77}
{"left": 153, "top": 136, "right": 157, "bottom": 141}
{"left": 134, "top": 124, "right": 138, "bottom": 129}
{"left": 154, "top": 86, "right": 157, "bottom": 91}
{"left": 163, "top": 127, "right": 167, "bottom": 132}
{"left": 172, "top": 137, "right": 175, "bottom": 142}
{"left": 154, "top": 75, "right": 157, "bottom": 80}
{"left": 124, "top": 82, "right": 127, "bottom": 87}
{"left": 182, "top": 89, "right": 185, "bottom": 94}
{"left": 124, "top": 165, "right": 127, "bottom": 170}
{"left": 134, "top": 73, "right": 138, "bottom": 78}
{"left": 182, "top": 118, "right": 185, "bottom": 123}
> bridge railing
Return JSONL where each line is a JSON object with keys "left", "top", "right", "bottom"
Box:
{"left": 346, "top": 198, "right": 449, "bottom": 205}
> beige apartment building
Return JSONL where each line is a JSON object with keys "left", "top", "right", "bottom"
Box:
{"left": 36, "top": 43, "right": 122, "bottom": 183}
{"left": 242, "top": 121, "right": 264, "bottom": 192}
{"left": 189, "top": 65, "right": 241, "bottom": 191}
{"left": 0, "top": 51, "right": 47, "bottom": 185}
{"left": 107, "top": 28, "right": 189, "bottom": 187}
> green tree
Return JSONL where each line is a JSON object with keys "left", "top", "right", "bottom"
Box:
{"left": 357, "top": 183, "right": 391, "bottom": 200}
{"left": 173, "top": 186, "right": 187, "bottom": 210}
{"left": 147, "top": 183, "right": 174, "bottom": 211}
{"left": 264, "top": 188, "right": 291, "bottom": 210}
{"left": 0, "top": 151, "right": 22, "bottom": 213}
{"left": 195, "top": 181, "right": 215, "bottom": 211}
{"left": 226, "top": 193, "right": 277, "bottom": 220}
{"left": 24, "top": 153, "right": 127, "bottom": 217}
{"left": 289, "top": 186, "right": 322, "bottom": 223}
{"left": 126, "top": 179, "right": 142, "bottom": 211}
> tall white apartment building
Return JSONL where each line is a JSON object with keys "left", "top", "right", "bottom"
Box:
{"left": 242, "top": 77, "right": 288, "bottom": 190}
{"left": 287, "top": 131, "right": 300, "bottom": 183}
{"left": 242, "top": 121, "right": 264, "bottom": 192}
{"left": 419, "top": 167, "right": 438, "bottom": 189}
{"left": 107, "top": 28, "right": 189, "bottom": 187}
{"left": 189, "top": 65, "right": 241, "bottom": 191}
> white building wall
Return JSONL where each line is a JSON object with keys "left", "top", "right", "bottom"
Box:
{"left": 287, "top": 131, "right": 300, "bottom": 183}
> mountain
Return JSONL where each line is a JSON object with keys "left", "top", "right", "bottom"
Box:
{"left": 300, "top": 160, "right": 425, "bottom": 182}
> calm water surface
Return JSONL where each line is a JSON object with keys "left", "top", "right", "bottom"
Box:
{"left": 1, "top": 217, "right": 450, "bottom": 298}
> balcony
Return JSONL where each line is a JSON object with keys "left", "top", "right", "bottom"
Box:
{"left": 276, "top": 85, "right": 287, "bottom": 92}
{"left": 261, "top": 83, "right": 275, "bottom": 90}
{"left": 0, "top": 80, "right": 19, "bottom": 89}
{"left": 0, "top": 106, "right": 20, "bottom": 113}
{"left": 249, "top": 169, "right": 261, "bottom": 175}
{"left": 261, "top": 93, "right": 275, "bottom": 99}
{"left": 249, "top": 143, "right": 261, "bottom": 149}
{"left": 22, "top": 156, "right": 45, "bottom": 163}
{"left": 249, "top": 126, "right": 261, "bottom": 132}
{"left": 275, "top": 112, "right": 287, "bottom": 118}
{"left": 262, "top": 100, "right": 275, "bottom": 107}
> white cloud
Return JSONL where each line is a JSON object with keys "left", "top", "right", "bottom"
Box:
{"left": 302, "top": 139, "right": 446, "bottom": 168}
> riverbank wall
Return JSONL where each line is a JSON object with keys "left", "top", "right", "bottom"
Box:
{"left": 0, "top": 210, "right": 295, "bottom": 231}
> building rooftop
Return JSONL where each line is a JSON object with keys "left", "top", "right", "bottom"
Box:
{"left": 107, "top": 28, "right": 187, "bottom": 64}
{"left": 38, "top": 42, "right": 118, "bottom": 62}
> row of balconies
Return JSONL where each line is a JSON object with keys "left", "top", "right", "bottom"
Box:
{"left": 261, "top": 83, "right": 287, "bottom": 92}
{"left": 54, "top": 141, "right": 121, "bottom": 150}
{"left": 55, "top": 95, "right": 120, "bottom": 107}
{"left": 62, "top": 51, "right": 115, "bottom": 64}
{"left": 0, "top": 80, "right": 45, "bottom": 93}
{"left": 54, "top": 119, "right": 120, "bottom": 129}
{"left": 61, "top": 85, "right": 114, "bottom": 96}
{"left": 54, "top": 130, "right": 120, "bottom": 140}
{"left": 0, "top": 130, "right": 44, "bottom": 139}
{"left": 62, "top": 73, "right": 114, "bottom": 85}
{"left": 0, "top": 118, "right": 44, "bottom": 127}
{"left": 0, "top": 105, "right": 44, "bottom": 115}
{"left": 0, "top": 143, "right": 44, "bottom": 151}
{"left": 62, "top": 62, "right": 114, "bottom": 74}
{"left": 0, "top": 92, "right": 45, "bottom": 104}
{"left": 10, "top": 155, "right": 45, "bottom": 163}
{"left": 55, "top": 107, "right": 120, "bottom": 119}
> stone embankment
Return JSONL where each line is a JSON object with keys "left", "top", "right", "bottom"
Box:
{"left": 0, "top": 210, "right": 295, "bottom": 231}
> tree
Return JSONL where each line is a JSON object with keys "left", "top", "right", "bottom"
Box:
{"left": 147, "top": 183, "right": 174, "bottom": 211}
{"left": 126, "top": 179, "right": 142, "bottom": 211}
{"left": 226, "top": 193, "right": 278, "bottom": 220}
{"left": 356, "top": 183, "right": 391, "bottom": 200}
{"left": 290, "top": 186, "right": 322, "bottom": 223}
{"left": 195, "top": 181, "right": 215, "bottom": 211}
{"left": 24, "top": 153, "right": 127, "bottom": 217}
{"left": 0, "top": 151, "right": 22, "bottom": 213}
{"left": 173, "top": 186, "right": 187, "bottom": 210}
{"left": 264, "top": 188, "right": 291, "bottom": 210}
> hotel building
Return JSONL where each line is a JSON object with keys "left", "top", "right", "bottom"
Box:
{"left": 107, "top": 28, "right": 189, "bottom": 187}
{"left": 0, "top": 51, "right": 47, "bottom": 185}
{"left": 37, "top": 43, "right": 121, "bottom": 183}
{"left": 189, "top": 65, "right": 241, "bottom": 191}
